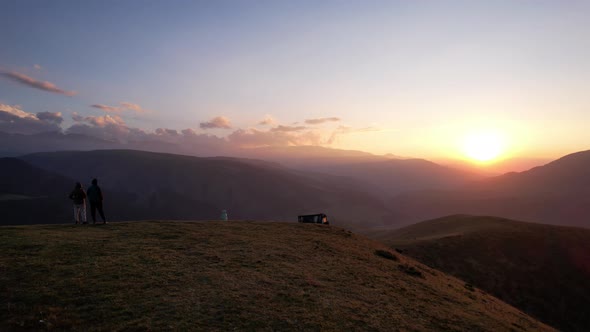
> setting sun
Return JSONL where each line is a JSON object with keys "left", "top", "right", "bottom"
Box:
{"left": 462, "top": 131, "right": 506, "bottom": 163}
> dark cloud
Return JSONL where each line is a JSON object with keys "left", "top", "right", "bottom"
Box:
{"left": 200, "top": 116, "right": 232, "bottom": 129}
{"left": 155, "top": 128, "right": 179, "bottom": 136}
{"left": 304, "top": 117, "right": 341, "bottom": 125}
{"left": 0, "top": 71, "right": 77, "bottom": 96}
{"left": 0, "top": 105, "right": 62, "bottom": 134}
{"left": 36, "top": 111, "right": 63, "bottom": 124}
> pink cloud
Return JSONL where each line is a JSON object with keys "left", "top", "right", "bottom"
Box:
{"left": 270, "top": 125, "right": 307, "bottom": 132}
{"left": 228, "top": 127, "right": 322, "bottom": 148}
{"left": 34, "top": 64, "right": 42, "bottom": 70}
{"left": 258, "top": 115, "right": 277, "bottom": 126}
{"left": 120, "top": 102, "right": 143, "bottom": 112}
{"left": 0, "top": 104, "right": 63, "bottom": 134}
{"left": 0, "top": 104, "right": 36, "bottom": 119}
{"left": 200, "top": 116, "right": 232, "bottom": 129}
{"left": 0, "top": 71, "right": 77, "bottom": 96}
{"left": 326, "top": 125, "right": 381, "bottom": 144}
{"left": 91, "top": 104, "right": 121, "bottom": 112}
{"left": 305, "top": 117, "right": 341, "bottom": 125}
{"left": 90, "top": 102, "right": 145, "bottom": 113}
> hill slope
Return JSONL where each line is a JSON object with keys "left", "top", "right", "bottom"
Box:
{"left": 374, "top": 215, "right": 590, "bottom": 331}
{"left": 0, "top": 221, "right": 552, "bottom": 331}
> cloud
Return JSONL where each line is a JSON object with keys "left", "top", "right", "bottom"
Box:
{"left": 258, "top": 115, "right": 277, "bottom": 126}
{"left": 269, "top": 125, "right": 307, "bottom": 132}
{"left": 120, "top": 102, "right": 143, "bottom": 112}
{"left": 155, "top": 128, "right": 179, "bottom": 136}
{"left": 0, "top": 71, "right": 76, "bottom": 96}
{"left": 0, "top": 103, "right": 36, "bottom": 119}
{"left": 72, "top": 112, "right": 85, "bottom": 122}
{"left": 181, "top": 128, "right": 197, "bottom": 136}
{"left": 66, "top": 113, "right": 146, "bottom": 142}
{"left": 200, "top": 116, "right": 232, "bottom": 129}
{"left": 327, "top": 125, "right": 381, "bottom": 144}
{"left": 0, "top": 104, "right": 63, "bottom": 134}
{"left": 304, "top": 117, "right": 341, "bottom": 125}
{"left": 228, "top": 127, "right": 322, "bottom": 148}
{"left": 34, "top": 64, "right": 42, "bottom": 70}
{"left": 90, "top": 102, "right": 145, "bottom": 113}
{"left": 36, "top": 111, "right": 63, "bottom": 124}
{"left": 91, "top": 104, "right": 121, "bottom": 112}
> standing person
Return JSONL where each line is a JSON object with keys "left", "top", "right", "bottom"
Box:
{"left": 87, "top": 178, "right": 107, "bottom": 224}
{"left": 69, "top": 182, "right": 87, "bottom": 224}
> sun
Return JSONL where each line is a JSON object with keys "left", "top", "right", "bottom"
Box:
{"left": 461, "top": 131, "right": 506, "bottom": 163}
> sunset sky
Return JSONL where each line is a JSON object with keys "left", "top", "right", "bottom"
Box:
{"left": 1, "top": 1, "right": 589, "bottom": 164}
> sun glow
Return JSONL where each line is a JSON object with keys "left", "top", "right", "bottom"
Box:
{"left": 462, "top": 131, "right": 506, "bottom": 163}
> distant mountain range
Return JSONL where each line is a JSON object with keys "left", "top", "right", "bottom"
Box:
{"left": 12, "top": 150, "right": 397, "bottom": 227}
{"left": 372, "top": 215, "right": 590, "bottom": 332}
{"left": 389, "top": 150, "right": 590, "bottom": 228}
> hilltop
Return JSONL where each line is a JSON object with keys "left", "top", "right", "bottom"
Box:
{"left": 373, "top": 215, "right": 590, "bottom": 331}
{"left": 0, "top": 221, "right": 552, "bottom": 331}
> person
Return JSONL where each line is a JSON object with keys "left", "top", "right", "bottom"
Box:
{"left": 87, "top": 178, "right": 107, "bottom": 224}
{"left": 69, "top": 182, "right": 87, "bottom": 224}
{"left": 220, "top": 209, "right": 228, "bottom": 221}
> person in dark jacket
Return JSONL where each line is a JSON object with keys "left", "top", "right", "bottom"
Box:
{"left": 87, "top": 178, "right": 107, "bottom": 224}
{"left": 69, "top": 182, "right": 87, "bottom": 224}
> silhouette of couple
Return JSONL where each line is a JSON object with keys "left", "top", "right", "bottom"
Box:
{"left": 69, "top": 178, "right": 107, "bottom": 225}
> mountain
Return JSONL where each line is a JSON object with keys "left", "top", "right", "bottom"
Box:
{"left": 390, "top": 150, "right": 590, "bottom": 227}
{"left": 0, "top": 157, "right": 159, "bottom": 225}
{"left": 297, "top": 158, "right": 482, "bottom": 198}
{"left": 372, "top": 215, "right": 590, "bottom": 332}
{"left": 0, "top": 131, "right": 119, "bottom": 157}
{"left": 0, "top": 158, "right": 74, "bottom": 225}
{"left": 19, "top": 150, "right": 398, "bottom": 228}
{"left": 0, "top": 221, "right": 554, "bottom": 331}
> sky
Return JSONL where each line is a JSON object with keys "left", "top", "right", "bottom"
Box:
{"left": 1, "top": 0, "right": 589, "bottom": 164}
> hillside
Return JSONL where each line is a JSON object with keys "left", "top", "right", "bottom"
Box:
{"left": 18, "top": 150, "right": 398, "bottom": 228}
{"left": 0, "top": 221, "right": 552, "bottom": 331}
{"left": 0, "top": 157, "right": 172, "bottom": 225}
{"left": 0, "top": 158, "right": 83, "bottom": 225}
{"left": 296, "top": 158, "right": 481, "bottom": 198}
{"left": 390, "top": 150, "right": 590, "bottom": 227}
{"left": 373, "top": 215, "right": 590, "bottom": 331}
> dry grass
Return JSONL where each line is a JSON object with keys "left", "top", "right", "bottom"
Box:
{"left": 0, "top": 221, "right": 553, "bottom": 331}
{"left": 375, "top": 215, "right": 590, "bottom": 332}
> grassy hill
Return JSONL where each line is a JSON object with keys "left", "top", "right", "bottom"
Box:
{"left": 373, "top": 215, "right": 590, "bottom": 332}
{"left": 0, "top": 221, "right": 552, "bottom": 331}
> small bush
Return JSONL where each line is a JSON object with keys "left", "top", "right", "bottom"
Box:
{"left": 464, "top": 283, "right": 475, "bottom": 292}
{"left": 398, "top": 264, "right": 423, "bottom": 278}
{"left": 375, "top": 249, "right": 399, "bottom": 261}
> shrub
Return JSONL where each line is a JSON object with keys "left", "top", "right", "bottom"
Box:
{"left": 398, "top": 264, "right": 424, "bottom": 278}
{"left": 375, "top": 249, "right": 399, "bottom": 261}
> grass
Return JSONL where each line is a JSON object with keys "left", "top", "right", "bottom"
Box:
{"left": 375, "top": 215, "right": 590, "bottom": 332}
{"left": 0, "top": 221, "right": 554, "bottom": 331}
